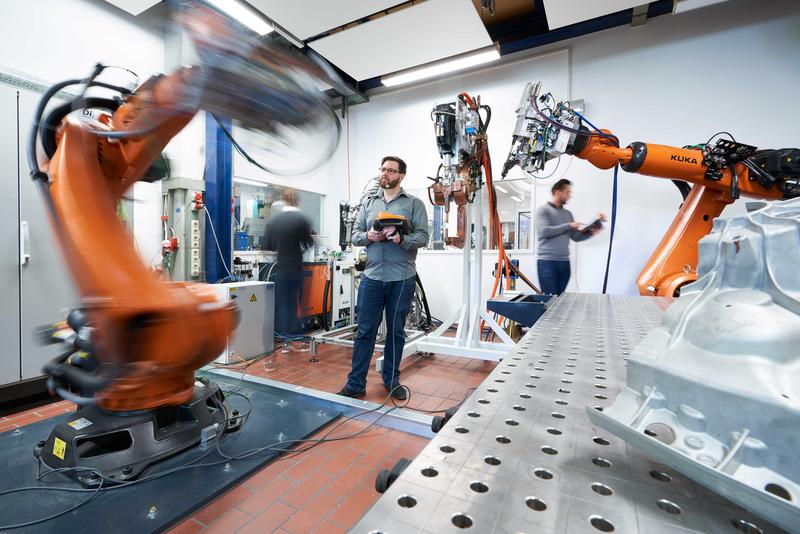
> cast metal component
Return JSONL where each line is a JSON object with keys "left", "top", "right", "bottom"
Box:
{"left": 589, "top": 198, "right": 800, "bottom": 533}
{"left": 354, "top": 294, "right": 787, "bottom": 533}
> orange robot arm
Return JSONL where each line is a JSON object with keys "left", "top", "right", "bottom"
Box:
{"left": 31, "top": 6, "right": 340, "bottom": 411}
{"left": 571, "top": 134, "right": 787, "bottom": 296}
{"left": 502, "top": 82, "right": 799, "bottom": 297}
{"left": 34, "top": 68, "right": 237, "bottom": 412}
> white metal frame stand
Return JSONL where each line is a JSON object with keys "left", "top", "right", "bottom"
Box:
{"left": 409, "top": 186, "right": 514, "bottom": 361}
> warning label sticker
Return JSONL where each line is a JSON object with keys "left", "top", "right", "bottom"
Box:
{"left": 250, "top": 294, "right": 257, "bottom": 302}
{"left": 68, "top": 418, "right": 93, "bottom": 430}
{"left": 53, "top": 437, "right": 67, "bottom": 460}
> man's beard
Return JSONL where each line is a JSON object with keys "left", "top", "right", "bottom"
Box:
{"left": 381, "top": 177, "right": 400, "bottom": 189}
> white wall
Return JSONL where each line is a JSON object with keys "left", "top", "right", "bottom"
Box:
{"left": 0, "top": 0, "right": 168, "bottom": 264}
{"left": 344, "top": 0, "right": 800, "bottom": 319}
{"left": 0, "top": 0, "right": 163, "bottom": 83}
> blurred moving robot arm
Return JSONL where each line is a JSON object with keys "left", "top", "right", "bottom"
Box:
{"left": 31, "top": 3, "right": 341, "bottom": 412}
{"left": 503, "top": 82, "right": 800, "bottom": 296}
{"left": 32, "top": 65, "right": 232, "bottom": 412}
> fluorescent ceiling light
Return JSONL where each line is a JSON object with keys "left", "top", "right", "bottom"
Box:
{"left": 208, "top": 0, "right": 273, "bottom": 35}
{"left": 381, "top": 46, "right": 500, "bottom": 87}
{"left": 494, "top": 184, "right": 508, "bottom": 194}
{"left": 673, "top": 0, "right": 728, "bottom": 14}
{"left": 234, "top": 177, "right": 268, "bottom": 187}
{"left": 510, "top": 195, "right": 522, "bottom": 202}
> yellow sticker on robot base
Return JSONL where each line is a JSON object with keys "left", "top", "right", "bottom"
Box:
{"left": 250, "top": 294, "right": 257, "bottom": 302}
{"left": 53, "top": 437, "right": 66, "bottom": 460}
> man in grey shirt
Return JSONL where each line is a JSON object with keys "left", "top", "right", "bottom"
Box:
{"left": 337, "top": 156, "right": 429, "bottom": 400}
{"left": 536, "top": 178, "right": 605, "bottom": 295}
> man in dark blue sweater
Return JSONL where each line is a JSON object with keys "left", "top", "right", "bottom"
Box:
{"left": 535, "top": 179, "right": 605, "bottom": 295}
{"left": 265, "top": 191, "right": 314, "bottom": 337}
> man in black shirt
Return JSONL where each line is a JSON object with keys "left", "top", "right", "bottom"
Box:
{"left": 265, "top": 190, "right": 314, "bottom": 337}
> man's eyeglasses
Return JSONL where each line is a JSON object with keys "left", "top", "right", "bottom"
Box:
{"left": 379, "top": 167, "right": 401, "bottom": 175}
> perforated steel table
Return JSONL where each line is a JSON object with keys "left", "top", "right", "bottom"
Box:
{"left": 352, "top": 293, "right": 787, "bottom": 534}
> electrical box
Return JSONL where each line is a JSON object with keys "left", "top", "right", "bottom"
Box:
{"left": 331, "top": 258, "right": 358, "bottom": 328}
{"left": 162, "top": 177, "right": 205, "bottom": 281}
{"left": 211, "top": 281, "right": 275, "bottom": 364}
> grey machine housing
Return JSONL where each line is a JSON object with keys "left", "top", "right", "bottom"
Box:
{"left": 589, "top": 197, "right": 800, "bottom": 532}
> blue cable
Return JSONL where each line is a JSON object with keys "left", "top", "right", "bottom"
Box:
{"left": 569, "top": 109, "right": 619, "bottom": 293}
{"left": 573, "top": 111, "right": 620, "bottom": 147}
{"left": 602, "top": 165, "right": 619, "bottom": 294}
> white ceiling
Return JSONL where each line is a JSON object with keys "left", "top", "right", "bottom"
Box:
{"left": 309, "top": 0, "right": 492, "bottom": 81}
{"left": 248, "top": 0, "right": 407, "bottom": 40}
{"left": 542, "top": 0, "right": 644, "bottom": 30}
{"left": 103, "top": 0, "right": 658, "bottom": 85}
{"left": 104, "top": 0, "right": 159, "bottom": 15}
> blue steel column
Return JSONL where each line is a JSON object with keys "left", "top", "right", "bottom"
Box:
{"left": 204, "top": 113, "right": 233, "bottom": 283}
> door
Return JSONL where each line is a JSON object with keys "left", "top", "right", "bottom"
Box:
{"left": 0, "top": 85, "right": 20, "bottom": 385}
{"left": 518, "top": 211, "right": 531, "bottom": 250}
{"left": 18, "top": 89, "right": 79, "bottom": 379}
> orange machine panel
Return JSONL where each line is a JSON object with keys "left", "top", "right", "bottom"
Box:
{"left": 299, "top": 263, "right": 331, "bottom": 319}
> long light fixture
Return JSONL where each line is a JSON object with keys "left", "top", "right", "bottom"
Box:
{"left": 381, "top": 45, "right": 500, "bottom": 87}
{"left": 207, "top": 0, "right": 273, "bottom": 35}
{"left": 494, "top": 184, "right": 508, "bottom": 194}
{"left": 234, "top": 177, "right": 268, "bottom": 187}
{"left": 510, "top": 195, "right": 522, "bottom": 203}
{"left": 673, "top": 0, "right": 728, "bottom": 14}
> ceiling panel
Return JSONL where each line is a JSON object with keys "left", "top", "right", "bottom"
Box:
{"left": 104, "top": 0, "right": 159, "bottom": 15}
{"left": 472, "top": 0, "right": 536, "bottom": 26}
{"left": 309, "top": 0, "right": 492, "bottom": 81}
{"left": 542, "top": 0, "right": 642, "bottom": 30}
{"left": 248, "top": 0, "right": 407, "bottom": 40}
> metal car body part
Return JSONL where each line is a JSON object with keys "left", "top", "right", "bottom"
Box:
{"left": 589, "top": 197, "right": 800, "bottom": 532}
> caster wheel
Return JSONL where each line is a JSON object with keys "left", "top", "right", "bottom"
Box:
{"left": 375, "top": 468, "right": 392, "bottom": 493}
{"left": 374, "top": 457, "right": 411, "bottom": 493}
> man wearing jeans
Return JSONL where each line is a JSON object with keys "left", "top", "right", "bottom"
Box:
{"left": 535, "top": 179, "right": 605, "bottom": 295}
{"left": 337, "top": 156, "right": 429, "bottom": 400}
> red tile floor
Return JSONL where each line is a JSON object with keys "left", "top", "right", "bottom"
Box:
{"left": 2, "top": 342, "right": 495, "bottom": 533}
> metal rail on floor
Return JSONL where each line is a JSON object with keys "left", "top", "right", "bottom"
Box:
{"left": 309, "top": 324, "right": 427, "bottom": 372}
{"left": 204, "top": 368, "right": 436, "bottom": 439}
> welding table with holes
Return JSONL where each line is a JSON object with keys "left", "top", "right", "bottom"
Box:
{"left": 352, "top": 293, "right": 787, "bottom": 534}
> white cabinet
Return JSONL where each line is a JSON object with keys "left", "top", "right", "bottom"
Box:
{"left": 1, "top": 86, "right": 78, "bottom": 388}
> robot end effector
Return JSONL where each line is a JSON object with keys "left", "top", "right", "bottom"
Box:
{"left": 501, "top": 81, "right": 800, "bottom": 198}
{"left": 501, "top": 81, "right": 596, "bottom": 178}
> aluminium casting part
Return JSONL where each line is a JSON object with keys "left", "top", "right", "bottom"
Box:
{"left": 589, "top": 197, "right": 800, "bottom": 533}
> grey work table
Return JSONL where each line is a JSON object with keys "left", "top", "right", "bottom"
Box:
{"left": 352, "top": 293, "right": 787, "bottom": 534}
